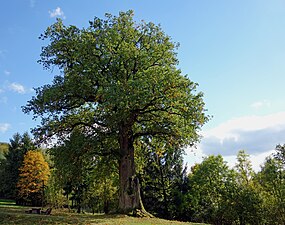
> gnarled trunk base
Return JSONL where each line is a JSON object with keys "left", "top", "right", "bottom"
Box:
{"left": 118, "top": 151, "right": 153, "bottom": 217}
{"left": 133, "top": 208, "right": 154, "bottom": 218}
{"left": 118, "top": 126, "right": 153, "bottom": 217}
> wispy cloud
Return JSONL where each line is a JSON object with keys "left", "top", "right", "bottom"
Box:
{"left": 4, "top": 70, "right": 10, "bottom": 76}
{"left": 251, "top": 100, "right": 271, "bottom": 109}
{"left": 0, "top": 123, "right": 10, "bottom": 133}
{"left": 49, "top": 7, "right": 66, "bottom": 19}
{"left": 9, "top": 82, "right": 26, "bottom": 94}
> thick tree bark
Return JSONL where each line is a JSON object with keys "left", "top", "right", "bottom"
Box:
{"left": 118, "top": 126, "right": 139, "bottom": 212}
{"left": 118, "top": 125, "right": 151, "bottom": 216}
{"left": 118, "top": 150, "right": 141, "bottom": 213}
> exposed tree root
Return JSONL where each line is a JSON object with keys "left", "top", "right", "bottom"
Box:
{"left": 131, "top": 209, "right": 154, "bottom": 218}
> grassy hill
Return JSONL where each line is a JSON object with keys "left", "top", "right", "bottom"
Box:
{"left": 0, "top": 199, "right": 207, "bottom": 225}
{"left": 0, "top": 142, "right": 8, "bottom": 160}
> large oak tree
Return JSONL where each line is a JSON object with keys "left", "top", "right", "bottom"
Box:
{"left": 23, "top": 11, "right": 208, "bottom": 214}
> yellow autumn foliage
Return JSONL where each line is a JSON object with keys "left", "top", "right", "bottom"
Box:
{"left": 17, "top": 150, "right": 50, "bottom": 200}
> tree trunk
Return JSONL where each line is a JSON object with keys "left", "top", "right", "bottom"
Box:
{"left": 118, "top": 152, "right": 141, "bottom": 213}
{"left": 118, "top": 126, "right": 140, "bottom": 213}
{"left": 118, "top": 126, "right": 152, "bottom": 217}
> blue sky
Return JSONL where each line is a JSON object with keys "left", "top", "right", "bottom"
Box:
{"left": 1, "top": 0, "right": 285, "bottom": 170}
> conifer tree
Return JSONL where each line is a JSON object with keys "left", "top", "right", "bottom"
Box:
{"left": 1, "top": 132, "right": 35, "bottom": 199}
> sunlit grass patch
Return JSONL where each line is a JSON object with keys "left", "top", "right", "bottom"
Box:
{"left": 0, "top": 200, "right": 208, "bottom": 225}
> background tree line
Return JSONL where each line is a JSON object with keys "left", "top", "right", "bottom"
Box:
{"left": 0, "top": 131, "right": 285, "bottom": 224}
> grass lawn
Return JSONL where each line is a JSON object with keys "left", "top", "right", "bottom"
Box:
{"left": 0, "top": 199, "right": 207, "bottom": 225}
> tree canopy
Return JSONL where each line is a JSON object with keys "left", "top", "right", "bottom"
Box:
{"left": 23, "top": 10, "right": 209, "bottom": 214}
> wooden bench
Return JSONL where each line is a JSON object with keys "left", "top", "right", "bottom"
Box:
{"left": 25, "top": 208, "right": 41, "bottom": 214}
{"left": 25, "top": 207, "right": 52, "bottom": 215}
{"left": 41, "top": 208, "right": 52, "bottom": 215}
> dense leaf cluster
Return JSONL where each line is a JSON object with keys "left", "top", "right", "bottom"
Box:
{"left": 23, "top": 11, "right": 208, "bottom": 148}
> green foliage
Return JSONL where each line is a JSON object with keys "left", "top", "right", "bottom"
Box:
{"left": 184, "top": 152, "right": 264, "bottom": 225}
{"left": 49, "top": 130, "right": 118, "bottom": 213}
{"left": 0, "top": 133, "right": 35, "bottom": 199}
{"left": 233, "top": 150, "right": 263, "bottom": 225}
{"left": 137, "top": 138, "right": 188, "bottom": 219}
{"left": 256, "top": 155, "right": 285, "bottom": 224}
{"left": 45, "top": 169, "right": 68, "bottom": 208}
{"left": 186, "top": 155, "right": 236, "bottom": 224}
{"left": 0, "top": 143, "right": 9, "bottom": 197}
{"left": 170, "top": 149, "right": 283, "bottom": 225}
{"left": 235, "top": 150, "right": 254, "bottom": 185}
{"left": 83, "top": 157, "right": 119, "bottom": 214}
{"left": 0, "top": 159, "right": 7, "bottom": 198}
{"left": 0, "top": 142, "right": 8, "bottom": 160}
{"left": 274, "top": 144, "right": 285, "bottom": 166}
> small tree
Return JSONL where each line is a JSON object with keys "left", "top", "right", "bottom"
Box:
{"left": 17, "top": 150, "right": 50, "bottom": 206}
{"left": 186, "top": 155, "right": 237, "bottom": 224}
{"left": 234, "top": 150, "right": 263, "bottom": 225}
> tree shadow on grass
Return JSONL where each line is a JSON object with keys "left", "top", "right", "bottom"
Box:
{"left": 0, "top": 199, "right": 16, "bottom": 206}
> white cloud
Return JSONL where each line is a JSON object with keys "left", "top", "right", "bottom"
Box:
{"left": 9, "top": 82, "right": 26, "bottom": 94}
{"left": 49, "top": 7, "right": 66, "bottom": 19}
{"left": 184, "top": 112, "right": 285, "bottom": 172}
{"left": 199, "top": 112, "right": 285, "bottom": 156}
{"left": 205, "top": 112, "right": 285, "bottom": 139}
{"left": 0, "top": 123, "right": 10, "bottom": 133}
{"left": 251, "top": 100, "right": 271, "bottom": 109}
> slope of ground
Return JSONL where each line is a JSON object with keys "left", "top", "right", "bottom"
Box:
{"left": 0, "top": 199, "right": 207, "bottom": 225}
